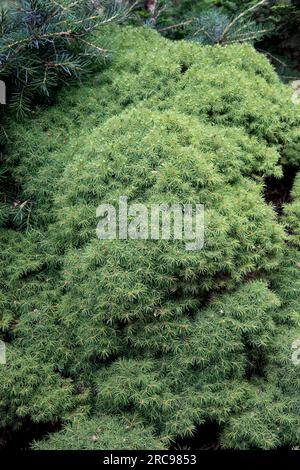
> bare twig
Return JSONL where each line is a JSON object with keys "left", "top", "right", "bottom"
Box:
{"left": 158, "top": 19, "right": 194, "bottom": 33}
{"left": 5, "top": 30, "right": 72, "bottom": 52}
{"left": 225, "top": 30, "right": 271, "bottom": 44}
{"left": 228, "top": 28, "right": 272, "bottom": 40}
{"left": 78, "top": 38, "right": 109, "bottom": 54}
{"left": 192, "top": 27, "right": 214, "bottom": 42}
{"left": 49, "top": 0, "right": 68, "bottom": 10}
{"left": 256, "top": 48, "right": 287, "bottom": 67}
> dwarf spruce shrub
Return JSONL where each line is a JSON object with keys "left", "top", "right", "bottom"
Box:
{"left": 0, "top": 26, "right": 300, "bottom": 449}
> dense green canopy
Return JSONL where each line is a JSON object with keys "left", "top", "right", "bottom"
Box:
{"left": 1, "top": 26, "right": 300, "bottom": 449}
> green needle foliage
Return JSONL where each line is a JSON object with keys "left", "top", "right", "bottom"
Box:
{"left": 31, "top": 414, "right": 165, "bottom": 450}
{"left": 0, "top": 0, "right": 131, "bottom": 122}
{"left": 0, "top": 0, "right": 132, "bottom": 233}
{"left": 0, "top": 25, "right": 300, "bottom": 449}
{"left": 188, "top": 5, "right": 271, "bottom": 45}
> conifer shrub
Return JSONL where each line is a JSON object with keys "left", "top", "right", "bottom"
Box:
{"left": 0, "top": 0, "right": 130, "bottom": 119}
{"left": 1, "top": 25, "right": 300, "bottom": 449}
{"left": 0, "top": 345, "right": 85, "bottom": 430}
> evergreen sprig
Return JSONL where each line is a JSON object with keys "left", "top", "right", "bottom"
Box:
{"left": 188, "top": 0, "right": 272, "bottom": 46}
{"left": 0, "top": 0, "right": 133, "bottom": 121}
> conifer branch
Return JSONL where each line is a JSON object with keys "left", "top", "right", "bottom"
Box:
{"left": 0, "top": 1, "right": 130, "bottom": 118}
{"left": 157, "top": 19, "right": 193, "bottom": 33}
{"left": 219, "top": 0, "right": 270, "bottom": 43}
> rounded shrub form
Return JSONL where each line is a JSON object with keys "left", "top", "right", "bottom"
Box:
{"left": 40, "top": 107, "right": 284, "bottom": 365}
{"left": 1, "top": 26, "right": 300, "bottom": 449}
{"left": 7, "top": 25, "right": 300, "bottom": 223}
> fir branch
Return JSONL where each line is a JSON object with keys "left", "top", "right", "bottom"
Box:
{"left": 0, "top": 0, "right": 131, "bottom": 118}
{"left": 157, "top": 19, "right": 193, "bottom": 33}
{"left": 219, "top": 0, "right": 270, "bottom": 43}
{"left": 77, "top": 38, "right": 109, "bottom": 54}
